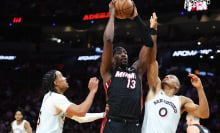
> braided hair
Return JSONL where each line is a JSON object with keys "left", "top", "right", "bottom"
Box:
{"left": 42, "top": 69, "right": 58, "bottom": 93}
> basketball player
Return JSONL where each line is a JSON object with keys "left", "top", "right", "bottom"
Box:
{"left": 186, "top": 113, "right": 211, "bottom": 133}
{"left": 36, "top": 70, "right": 105, "bottom": 133}
{"left": 11, "top": 109, "right": 32, "bottom": 133}
{"left": 100, "top": 1, "right": 157, "bottom": 133}
{"left": 141, "top": 14, "right": 209, "bottom": 132}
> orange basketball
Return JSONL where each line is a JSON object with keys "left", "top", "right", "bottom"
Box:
{"left": 114, "top": 0, "right": 134, "bottom": 19}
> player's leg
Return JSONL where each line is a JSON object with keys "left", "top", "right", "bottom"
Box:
{"left": 127, "top": 122, "right": 141, "bottom": 133}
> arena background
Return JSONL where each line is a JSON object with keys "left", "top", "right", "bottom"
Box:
{"left": 0, "top": 0, "right": 219, "bottom": 132}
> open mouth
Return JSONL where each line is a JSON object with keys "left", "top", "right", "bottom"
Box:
{"left": 163, "top": 77, "right": 168, "bottom": 81}
{"left": 121, "top": 58, "right": 127, "bottom": 62}
{"left": 121, "top": 59, "right": 128, "bottom": 64}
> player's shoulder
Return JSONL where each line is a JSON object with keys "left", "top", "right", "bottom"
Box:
{"left": 51, "top": 92, "right": 64, "bottom": 97}
{"left": 53, "top": 92, "right": 68, "bottom": 101}
{"left": 11, "top": 120, "right": 16, "bottom": 125}
{"left": 24, "top": 120, "right": 31, "bottom": 129}
{"left": 45, "top": 92, "right": 67, "bottom": 102}
{"left": 180, "top": 95, "right": 193, "bottom": 103}
{"left": 179, "top": 96, "right": 194, "bottom": 110}
{"left": 131, "top": 60, "right": 138, "bottom": 69}
{"left": 23, "top": 119, "right": 29, "bottom": 123}
{"left": 24, "top": 120, "right": 30, "bottom": 125}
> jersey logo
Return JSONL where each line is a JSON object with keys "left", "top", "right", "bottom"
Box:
{"left": 114, "top": 71, "right": 137, "bottom": 89}
{"left": 159, "top": 107, "right": 168, "bottom": 118}
{"left": 127, "top": 67, "right": 134, "bottom": 71}
{"left": 153, "top": 99, "right": 177, "bottom": 113}
{"left": 114, "top": 71, "right": 136, "bottom": 79}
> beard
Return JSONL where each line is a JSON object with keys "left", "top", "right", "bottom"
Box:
{"left": 119, "top": 63, "right": 128, "bottom": 69}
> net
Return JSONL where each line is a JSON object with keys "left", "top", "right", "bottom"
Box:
{"left": 184, "top": 0, "right": 211, "bottom": 11}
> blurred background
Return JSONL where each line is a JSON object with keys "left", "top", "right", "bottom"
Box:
{"left": 0, "top": 0, "right": 219, "bottom": 132}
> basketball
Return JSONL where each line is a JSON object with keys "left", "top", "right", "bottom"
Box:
{"left": 114, "top": 0, "right": 134, "bottom": 19}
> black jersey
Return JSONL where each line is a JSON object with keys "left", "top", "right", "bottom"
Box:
{"left": 104, "top": 66, "right": 142, "bottom": 120}
{"left": 193, "top": 124, "right": 211, "bottom": 133}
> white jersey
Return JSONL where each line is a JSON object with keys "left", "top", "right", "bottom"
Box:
{"left": 142, "top": 91, "right": 181, "bottom": 133}
{"left": 11, "top": 120, "right": 28, "bottom": 133}
{"left": 36, "top": 91, "right": 72, "bottom": 133}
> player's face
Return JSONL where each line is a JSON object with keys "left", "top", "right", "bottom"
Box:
{"left": 55, "top": 71, "right": 69, "bottom": 92}
{"left": 113, "top": 49, "right": 128, "bottom": 67}
{"left": 15, "top": 111, "right": 23, "bottom": 121}
{"left": 162, "top": 75, "right": 180, "bottom": 92}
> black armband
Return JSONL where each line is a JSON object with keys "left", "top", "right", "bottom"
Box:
{"left": 134, "top": 16, "right": 153, "bottom": 47}
{"left": 150, "top": 28, "right": 157, "bottom": 35}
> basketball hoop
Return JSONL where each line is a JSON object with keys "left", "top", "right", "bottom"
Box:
{"left": 184, "top": 0, "right": 211, "bottom": 12}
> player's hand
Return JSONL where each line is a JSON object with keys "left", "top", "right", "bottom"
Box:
{"left": 109, "top": 0, "right": 115, "bottom": 17}
{"left": 188, "top": 73, "right": 203, "bottom": 90}
{"left": 105, "top": 104, "right": 109, "bottom": 113}
{"left": 103, "top": 104, "right": 109, "bottom": 117}
{"left": 88, "top": 77, "right": 99, "bottom": 93}
{"left": 150, "top": 12, "right": 158, "bottom": 30}
{"left": 129, "top": 1, "right": 138, "bottom": 20}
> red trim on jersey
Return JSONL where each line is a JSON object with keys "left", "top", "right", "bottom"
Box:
{"left": 100, "top": 117, "right": 107, "bottom": 133}
{"left": 100, "top": 80, "right": 111, "bottom": 132}
{"left": 141, "top": 79, "right": 143, "bottom": 113}
{"left": 104, "top": 80, "right": 111, "bottom": 101}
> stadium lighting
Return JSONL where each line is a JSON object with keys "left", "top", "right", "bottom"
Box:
{"left": 77, "top": 55, "right": 101, "bottom": 61}
{"left": 0, "top": 55, "right": 16, "bottom": 60}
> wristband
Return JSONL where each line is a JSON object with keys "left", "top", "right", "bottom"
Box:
{"left": 150, "top": 28, "right": 157, "bottom": 35}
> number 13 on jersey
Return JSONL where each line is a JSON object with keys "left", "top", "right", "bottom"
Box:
{"left": 127, "top": 79, "right": 136, "bottom": 89}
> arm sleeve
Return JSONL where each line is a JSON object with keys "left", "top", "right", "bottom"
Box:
{"left": 134, "top": 15, "right": 153, "bottom": 47}
{"left": 71, "top": 113, "right": 104, "bottom": 123}
{"left": 53, "top": 94, "right": 73, "bottom": 113}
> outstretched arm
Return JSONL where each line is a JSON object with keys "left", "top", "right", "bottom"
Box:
{"left": 145, "top": 13, "right": 162, "bottom": 100}
{"left": 181, "top": 73, "right": 209, "bottom": 118}
{"left": 100, "top": 2, "right": 115, "bottom": 84}
{"left": 66, "top": 77, "right": 99, "bottom": 117}
{"left": 146, "top": 13, "right": 160, "bottom": 89}
{"left": 131, "top": 11, "right": 157, "bottom": 79}
{"left": 68, "top": 112, "right": 105, "bottom": 123}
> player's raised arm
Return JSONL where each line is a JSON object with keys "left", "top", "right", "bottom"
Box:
{"left": 130, "top": 9, "right": 156, "bottom": 78}
{"left": 181, "top": 74, "right": 209, "bottom": 118}
{"left": 146, "top": 12, "right": 161, "bottom": 92}
{"left": 66, "top": 77, "right": 99, "bottom": 117}
{"left": 100, "top": 1, "right": 115, "bottom": 84}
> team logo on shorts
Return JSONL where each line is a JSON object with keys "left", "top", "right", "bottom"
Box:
{"left": 159, "top": 107, "right": 168, "bottom": 118}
